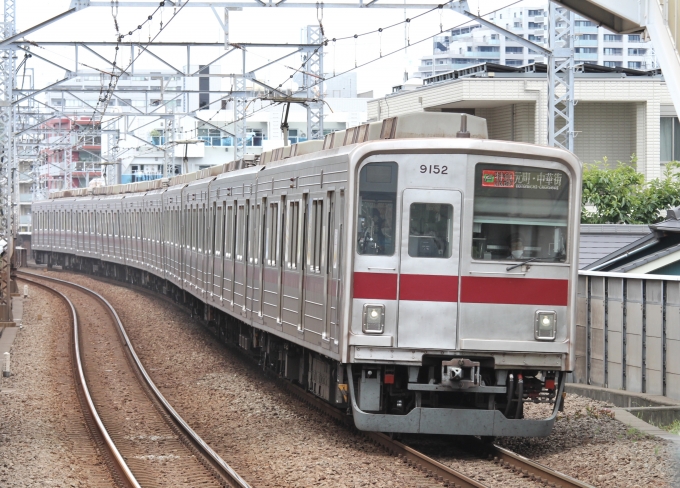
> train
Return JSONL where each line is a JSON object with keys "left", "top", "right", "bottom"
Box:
{"left": 32, "top": 112, "right": 582, "bottom": 437}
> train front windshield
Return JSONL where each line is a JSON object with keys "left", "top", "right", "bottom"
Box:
{"left": 472, "top": 164, "right": 569, "bottom": 262}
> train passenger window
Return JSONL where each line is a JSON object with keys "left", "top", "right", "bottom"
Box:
{"left": 286, "top": 201, "right": 300, "bottom": 269}
{"left": 308, "top": 199, "right": 324, "bottom": 273}
{"left": 215, "top": 206, "right": 224, "bottom": 256}
{"left": 225, "top": 205, "right": 234, "bottom": 258}
{"left": 266, "top": 202, "right": 279, "bottom": 266}
{"left": 235, "top": 205, "right": 245, "bottom": 261}
{"left": 198, "top": 207, "right": 204, "bottom": 252}
{"left": 408, "top": 203, "right": 453, "bottom": 258}
{"left": 472, "top": 164, "right": 569, "bottom": 262}
{"left": 357, "top": 162, "right": 397, "bottom": 256}
{"left": 250, "top": 204, "right": 260, "bottom": 265}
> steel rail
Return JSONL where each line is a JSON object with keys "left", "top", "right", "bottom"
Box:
{"left": 489, "top": 445, "right": 595, "bottom": 488}
{"left": 17, "top": 275, "right": 140, "bottom": 488}
{"left": 35, "top": 267, "right": 595, "bottom": 488}
{"left": 18, "top": 270, "right": 251, "bottom": 488}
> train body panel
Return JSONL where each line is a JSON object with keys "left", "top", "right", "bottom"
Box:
{"left": 32, "top": 113, "right": 581, "bottom": 437}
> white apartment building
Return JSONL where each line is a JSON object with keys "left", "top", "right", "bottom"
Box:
{"left": 416, "top": 3, "right": 656, "bottom": 79}
{"left": 371, "top": 65, "right": 676, "bottom": 181}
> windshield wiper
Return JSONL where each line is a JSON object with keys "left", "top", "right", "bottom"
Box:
{"left": 505, "top": 257, "right": 555, "bottom": 271}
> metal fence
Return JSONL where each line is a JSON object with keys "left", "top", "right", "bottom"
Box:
{"left": 575, "top": 270, "right": 680, "bottom": 400}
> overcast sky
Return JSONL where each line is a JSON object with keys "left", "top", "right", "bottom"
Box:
{"left": 15, "top": 0, "right": 529, "bottom": 98}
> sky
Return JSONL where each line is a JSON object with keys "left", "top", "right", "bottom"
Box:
{"left": 14, "top": 0, "right": 526, "bottom": 98}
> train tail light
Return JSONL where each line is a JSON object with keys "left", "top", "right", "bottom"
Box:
{"left": 362, "top": 304, "right": 385, "bottom": 333}
{"left": 534, "top": 311, "right": 556, "bottom": 341}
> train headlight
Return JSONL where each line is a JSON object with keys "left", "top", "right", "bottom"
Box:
{"left": 534, "top": 311, "right": 556, "bottom": 341}
{"left": 362, "top": 304, "right": 385, "bottom": 334}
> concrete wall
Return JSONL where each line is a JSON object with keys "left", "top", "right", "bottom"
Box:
{"left": 369, "top": 76, "right": 673, "bottom": 181}
{"left": 575, "top": 102, "right": 637, "bottom": 165}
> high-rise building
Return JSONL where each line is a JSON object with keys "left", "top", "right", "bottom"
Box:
{"left": 415, "top": 3, "right": 657, "bottom": 79}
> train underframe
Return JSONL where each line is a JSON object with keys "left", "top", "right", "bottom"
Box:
{"left": 35, "top": 250, "right": 566, "bottom": 437}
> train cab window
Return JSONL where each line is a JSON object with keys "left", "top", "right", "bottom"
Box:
{"left": 408, "top": 203, "right": 453, "bottom": 258}
{"left": 472, "top": 164, "right": 569, "bottom": 262}
{"left": 357, "top": 162, "right": 398, "bottom": 255}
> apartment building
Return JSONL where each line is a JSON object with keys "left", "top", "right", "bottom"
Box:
{"left": 416, "top": 3, "right": 656, "bottom": 79}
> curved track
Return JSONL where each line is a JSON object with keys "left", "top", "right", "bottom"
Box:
{"left": 18, "top": 271, "right": 249, "bottom": 488}
{"left": 31, "top": 267, "right": 594, "bottom": 488}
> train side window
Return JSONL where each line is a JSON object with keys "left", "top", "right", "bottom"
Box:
{"left": 198, "top": 206, "right": 204, "bottom": 252}
{"left": 266, "top": 202, "right": 278, "bottom": 266}
{"left": 357, "top": 162, "right": 398, "bottom": 256}
{"left": 235, "top": 204, "right": 245, "bottom": 261}
{"left": 215, "top": 206, "right": 224, "bottom": 256}
{"left": 250, "top": 203, "right": 260, "bottom": 264}
{"left": 286, "top": 201, "right": 300, "bottom": 269}
{"left": 408, "top": 203, "right": 453, "bottom": 258}
{"left": 472, "top": 164, "right": 569, "bottom": 262}
{"left": 307, "top": 199, "right": 324, "bottom": 273}
{"left": 225, "top": 205, "right": 234, "bottom": 258}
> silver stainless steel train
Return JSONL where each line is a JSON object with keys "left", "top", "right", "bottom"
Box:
{"left": 32, "top": 113, "right": 582, "bottom": 437}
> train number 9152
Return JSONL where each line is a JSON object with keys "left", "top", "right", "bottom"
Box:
{"left": 420, "top": 165, "right": 448, "bottom": 174}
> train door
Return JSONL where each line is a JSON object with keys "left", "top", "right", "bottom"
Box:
{"left": 261, "top": 197, "right": 283, "bottom": 328}
{"left": 281, "top": 195, "right": 305, "bottom": 335}
{"left": 326, "top": 190, "right": 342, "bottom": 352}
{"left": 301, "top": 193, "right": 329, "bottom": 342}
{"left": 233, "top": 200, "right": 249, "bottom": 313}
{"left": 245, "top": 199, "right": 262, "bottom": 320}
{"left": 212, "top": 202, "right": 224, "bottom": 302}
{"left": 206, "top": 202, "right": 215, "bottom": 298}
{"left": 397, "top": 189, "right": 461, "bottom": 349}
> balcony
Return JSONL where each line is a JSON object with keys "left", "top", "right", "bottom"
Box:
{"left": 575, "top": 39, "right": 598, "bottom": 47}
{"left": 575, "top": 52, "right": 598, "bottom": 61}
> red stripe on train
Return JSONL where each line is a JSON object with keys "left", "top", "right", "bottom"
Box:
{"left": 460, "top": 276, "right": 568, "bottom": 306}
{"left": 399, "top": 274, "right": 458, "bottom": 302}
{"left": 353, "top": 272, "right": 398, "bottom": 300}
{"left": 352, "top": 273, "right": 568, "bottom": 306}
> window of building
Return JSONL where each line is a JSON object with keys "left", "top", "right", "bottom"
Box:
{"left": 478, "top": 46, "right": 499, "bottom": 52}
{"left": 580, "top": 34, "right": 598, "bottom": 40}
{"left": 604, "top": 34, "right": 623, "bottom": 41}
{"left": 505, "top": 46, "right": 523, "bottom": 54}
{"left": 575, "top": 20, "right": 593, "bottom": 26}
{"left": 628, "top": 61, "right": 643, "bottom": 69}
{"left": 603, "top": 48, "right": 623, "bottom": 55}
{"left": 51, "top": 98, "right": 63, "bottom": 106}
{"left": 628, "top": 34, "right": 642, "bottom": 42}
{"left": 472, "top": 164, "right": 569, "bottom": 262}
{"left": 603, "top": 61, "right": 623, "bottom": 67}
{"left": 528, "top": 22, "right": 543, "bottom": 29}
{"left": 505, "top": 59, "right": 524, "bottom": 66}
{"left": 491, "top": 34, "right": 498, "bottom": 40}
{"left": 576, "top": 47, "right": 598, "bottom": 53}
{"left": 357, "top": 162, "right": 398, "bottom": 256}
{"left": 467, "top": 46, "right": 472, "bottom": 52}
{"left": 198, "top": 65, "right": 210, "bottom": 110}
{"left": 661, "top": 117, "right": 680, "bottom": 162}
{"left": 513, "top": 22, "right": 522, "bottom": 28}
{"left": 528, "top": 35, "right": 543, "bottom": 42}
{"left": 528, "top": 9, "right": 543, "bottom": 16}
{"left": 629, "top": 48, "right": 647, "bottom": 56}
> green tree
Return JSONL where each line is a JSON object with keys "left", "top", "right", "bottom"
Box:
{"left": 581, "top": 156, "right": 680, "bottom": 224}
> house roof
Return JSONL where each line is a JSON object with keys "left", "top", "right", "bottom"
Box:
{"left": 579, "top": 224, "right": 652, "bottom": 269}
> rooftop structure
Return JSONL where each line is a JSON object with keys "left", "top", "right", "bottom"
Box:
{"left": 416, "top": 3, "right": 657, "bottom": 79}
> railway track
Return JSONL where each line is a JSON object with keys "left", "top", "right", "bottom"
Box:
{"left": 34, "top": 267, "right": 595, "bottom": 488}
{"left": 18, "top": 270, "right": 249, "bottom": 488}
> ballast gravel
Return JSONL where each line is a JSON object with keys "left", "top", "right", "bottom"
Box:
{"left": 37, "top": 269, "right": 680, "bottom": 488}
{"left": 43, "top": 270, "right": 443, "bottom": 488}
{"left": 0, "top": 284, "right": 113, "bottom": 487}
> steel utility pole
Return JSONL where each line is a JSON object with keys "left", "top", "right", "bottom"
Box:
{"left": 0, "top": 0, "right": 15, "bottom": 325}
{"left": 548, "top": 3, "right": 575, "bottom": 152}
